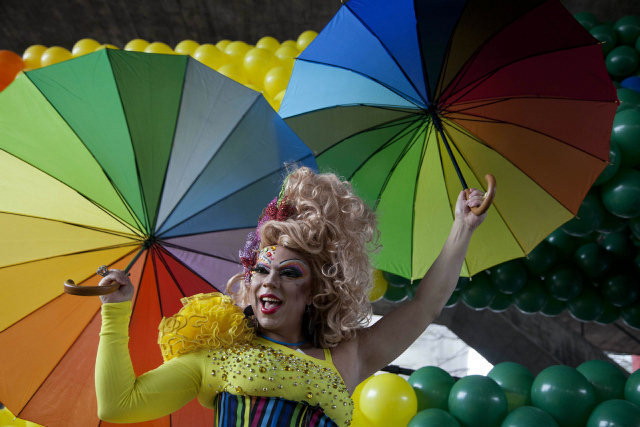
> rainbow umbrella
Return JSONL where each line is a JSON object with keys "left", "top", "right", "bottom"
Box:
{"left": 0, "top": 49, "right": 315, "bottom": 426}
{"left": 280, "top": 0, "right": 617, "bottom": 280}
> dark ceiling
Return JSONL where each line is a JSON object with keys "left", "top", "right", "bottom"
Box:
{"left": 2, "top": 0, "right": 640, "bottom": 54}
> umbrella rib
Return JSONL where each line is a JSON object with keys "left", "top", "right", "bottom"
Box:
{"left": 149, "top": 246, "right": 167, "bottom": 317}
{"left": 160, "top": 239, "right": 239, "bottom": 264}
{"left": 444, "top": 94, "right": 617, "bottom": 111}
{"left": 341, "top": 2, "right": 428, "bottom": 106}
{"left": 433, "top": 125, "right": 470, "bottom": 276}
{"left": 443, "top": 107, "right": 609, "bottom": 162}
{"left": 153, "top": 93, "right": 262, "bottom": 234}
{"left": 157, "top": 152, "right": 316, "bottom": 237}
{"left": 156, "top": 245, "right": 221, "bottom": 296}
{"left": 130, "top": 249, "right": 151, "bottom": 319}
{"left": 0, "top": 210, "right": 142, "bottom": 240}
{"left": 24, "top": 71, "right": 149, "bottom": 234}
{"left": 342, "top": 116, "right": 423, "bottom": 182}
{"left": 0, "top": 243, "right": 141, "bottom": 271}
{"left": 16, "top": 304, "right": 103, "bottom": 417}
{"left": 442, "top": 41, "right": 602, "bottom": 107}
{"left": 282, "top": 103, "right": 417, "bottom": 121}
{"left": 294, "top": 57, "right": 426, "bottom": 109}
{"left": 371, "top": 121, "right": 428, "bottom": 211}
{"left": 441, "top": 124, "right": 529, "bottom": 257}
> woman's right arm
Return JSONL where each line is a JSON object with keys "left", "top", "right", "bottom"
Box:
{"left": 96, "top": 271, "right": 204, "bottom": 423}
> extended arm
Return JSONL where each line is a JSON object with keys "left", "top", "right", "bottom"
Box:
{"left": 96, "top": 291, "right": 204, "bottom": 422}
{"left": 355, "top": 189, "right": 487, "bottom": 380}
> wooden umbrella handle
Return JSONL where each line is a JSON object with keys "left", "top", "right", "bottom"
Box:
{"left": 464, "top": 174, "right": 496, "bottom": 216}
{"left": 63, "top": 279, "right": 120, "bottom": 296}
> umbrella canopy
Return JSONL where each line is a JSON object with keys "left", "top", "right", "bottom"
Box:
{"left": 279, "top": 0, "right": 618, "bottom": 280}
{"left": 0, "top": 49, "right": 316, "bottom": 426}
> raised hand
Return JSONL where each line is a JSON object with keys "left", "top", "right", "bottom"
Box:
{"left": 99, "top": 269, "right": 135, "bottom": 304}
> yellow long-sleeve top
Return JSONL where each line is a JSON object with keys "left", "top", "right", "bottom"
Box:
{"left": 96, "top": 293, "right": 353, "bottom": 426}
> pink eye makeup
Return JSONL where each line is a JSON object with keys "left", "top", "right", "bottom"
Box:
{"left": 279, "top": 259, "right": 309, "bottom": 278}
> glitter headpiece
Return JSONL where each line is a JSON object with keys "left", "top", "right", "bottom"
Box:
{"left": 239, "top": 179, "right": 296, "bottom": 283}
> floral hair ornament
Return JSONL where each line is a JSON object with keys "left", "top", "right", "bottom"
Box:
{"left": 239, "top": 176, "right": 296, "bottom": 283}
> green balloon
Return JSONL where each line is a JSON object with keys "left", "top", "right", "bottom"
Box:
{"left": 408, "top": 366, "right": 455, "bottom": 411}
{"left": 487, "top": 362, "right": 534, "bottom": 412}
{"left": 383, "top": 283, "right": 408, "bottom": 302}
{"left": 561, "top": 193, "right": 605, "bottom": 237}
{"left": 596, "top": 209, "right": 627, "bottom": 233}
{"left": 383, "top": 271, "right": 412, "bottom": 287}
{"left": 546, "top": 265, "right": 583, "bottom": 301}
{"left": 625, "top": 369, "right": 640, "bottom": 406}
{"left": 409, "top": 408, "right": 461, "bottom": 427}
{"left": 577, "top": 360, "right": 628, "bottom": 403}
{"left": 500, "top": 406, "right": 559, "bottom": 427}
{"left": 540, "top": 297, "right": 566, "bottom": 317}
{"left": 448, "top": 375, "right": 508, "bottom": 427}
{"left": 606, "top": 45, "right": 640, "bottom": 77}
{"left": 611, "top": 110, "right": 640, "bottom": 167}
{"left": 524, "top": 241, "right": 559, "bottom": 275}
{"left": 489, "top": 292, "right": 512, "bottom": 313}
{"left": 594, "top": 140, "right": 622, "bottom": 186}
{"left": 587, "top": 399, "right": 640, "bottom": 427}
{"left": 595, "top": 300, "right": 620, "bottom": 324}
{"left": 490, "top": 259, "right": 528, "bottom": 294}
{"left": 546, "top": 229, "right": 579, "bottom": 258}
{"left": 614, "top": 15, "right": 640, "bottom": 45}
{"left": 445, "top": 290, "right": 460, "bottom": 308}
{"left": 456, "top": 276, "right": 470, "bottom": 291}
{"left": 602, "top": 273, "right": 639, "bottom": 307}
{"left": 599, "top": 230, "right": 634, "bottom": 257}
{"left": 602, "top": 168, "right": 640, "bottom": 217}
{"left": 531, "top": 365, "right": 596, "bottom": 427}
{"left": 574, "top": 242, "right": 612, "bottom": 278}
{"left": 461, "top": 273, "right": 496, "bottom": 310}
{"left": 513, "top": 278, "right": 548, "bottom": 314}
{"left": 590, "top": 24, "right": 618, "bottom": 55}
{"left": 616, "top": 88, "right": 640, "bottom": 112}
{"left": 622, "top": 302, "right": 640, "bottom": 329}
{"left": 574, "top": 12, "right": 599, "bottom": 30}
{"left": 630, "top": 217, "right": 640, "bottom": 239}
{"left": 568, "top": 287, "right": 604, "bottom": 322}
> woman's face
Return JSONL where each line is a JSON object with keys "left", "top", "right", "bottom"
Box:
{"left": 248, "top": 245, "right": 312, "bottom": 339}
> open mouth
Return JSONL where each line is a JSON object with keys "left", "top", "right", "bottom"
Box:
{"left": 260, "top": 295, "right": 283, "bottom": 314}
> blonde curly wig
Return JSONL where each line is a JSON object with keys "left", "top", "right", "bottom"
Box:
{"left": 227, "top": 166, "right": 378, "bottom": 348}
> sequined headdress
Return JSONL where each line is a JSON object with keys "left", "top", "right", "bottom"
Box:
{"left": 239, "top": 178, "right": 296, "bottom": 283}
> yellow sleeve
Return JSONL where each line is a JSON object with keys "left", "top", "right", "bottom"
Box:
{"left": 95, "top": 301, "right": 205, "bottom": 423}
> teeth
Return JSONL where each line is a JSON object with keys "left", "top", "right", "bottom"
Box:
{"left": 261, "top": 297, "right": 281, "bottom": 303}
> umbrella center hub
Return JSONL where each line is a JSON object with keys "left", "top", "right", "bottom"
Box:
{"left": 143, "top": 236, "right": 157, "bottom": 249}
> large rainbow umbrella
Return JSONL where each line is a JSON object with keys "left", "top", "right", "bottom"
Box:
{"left": 280, "top": 0, "right": 618, "bottom": 280}
{"left": 0, "top": 49, "right": 315, "bottom": 426}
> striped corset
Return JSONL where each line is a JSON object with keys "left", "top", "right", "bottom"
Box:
{"left": 213, "top": 392, "right": 339, "bottom": 427}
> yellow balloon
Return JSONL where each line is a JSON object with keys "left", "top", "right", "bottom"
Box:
{"left": 224, "top": 41, "right": 251, "bottom": 61}
{"left": 217, "top": 63, "right": 246, "bottom": 85}
{"left": 216, "top": 39, "right": 231, "bottom": 51}
{"left": 263, "top": 66, "right": 291, "bottom": 98}
{"left": 281, "top": 40, "right": 298, "bottom": 51}
{"left": 124, "top": 39, "right": 149, "bottom": 52}
{"left": 243, "top": 47, "right": 276, "bottom": 86}
{"left": 256, "top": 36, "right": 280, "bottom": 52}
{"left": 96, "top": 44, "right": 119, "bottom": 51}
{"left": 22, "top": 44, "right": 47, "bottom": 69}
{"left": 368, "top": 270, "right": 388, "bottom": 302}
{"left": 145, "top": 42, "right": 174, "bottom": 54}
{"left": 359, "top": 373, "right": 417, "bottom": 427}
{"left": 193, "top": 44, "right": 228, "bottom": 69}
{"left": 297, "top": 30, "right": 318, "bottom": 51}
{"left": 40, "top": 46, "right": 72, "bottom": 67}
{"left": 350, "top": 407, "right": 374, "bottom": 427}
{"left": 275, "top": 44, "right": 299, "bottom": 61}
{"left": 175, "top": 39, "right": 200, "bottom": 55}
{"left": 72, "top": 38, "right": 101, "bottom": 57}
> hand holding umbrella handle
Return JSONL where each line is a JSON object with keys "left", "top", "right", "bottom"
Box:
{"left": 464, "top": 174, "right": 496, "bottom": 216}
{"left": 63, "top": 265, "right": 121, "bottom": 296}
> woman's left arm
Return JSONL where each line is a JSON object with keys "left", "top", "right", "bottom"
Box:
{"left": 354, "top": 189, "right": 487, "bottom": 380}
